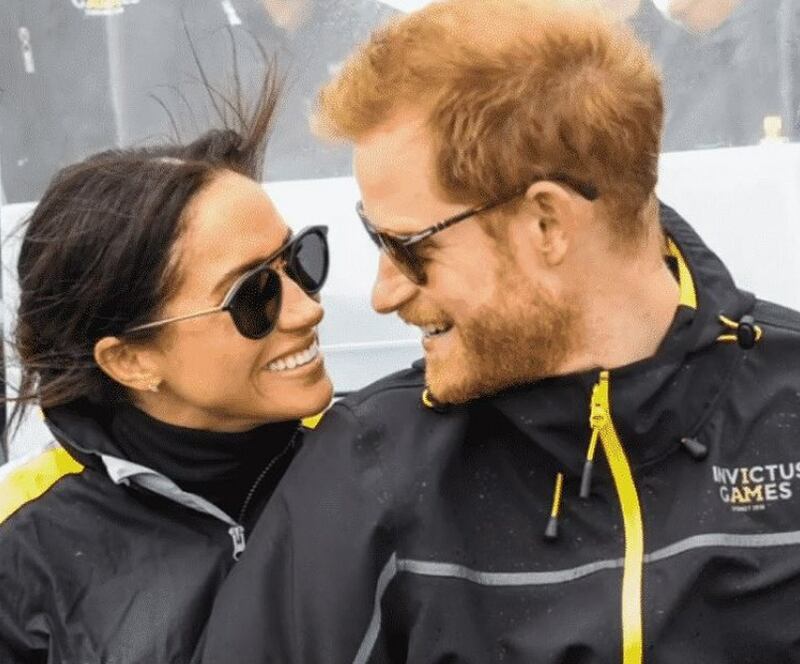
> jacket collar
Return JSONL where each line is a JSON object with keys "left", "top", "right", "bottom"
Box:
{"left": 44, "top": 401, "right": 240, "bottom": 526}
{"left": 486, "top": 202, "right": 754, "bottom": 474}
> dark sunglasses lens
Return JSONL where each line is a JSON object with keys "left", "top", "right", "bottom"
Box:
{"left": 229, "top": 267, "right": 281, "bottom": 339}
{"left": 289, "top": 230, "right": 329, "bottom": 294}
{"left": 357, "top": 206, "right": 425, "bottom": 284}
{"left": 383, "top": 238, "right": 426, "bottom": 285}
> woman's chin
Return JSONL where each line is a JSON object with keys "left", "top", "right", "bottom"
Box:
{"left": 269, "top": 372, "right": 334, "bottom": 423}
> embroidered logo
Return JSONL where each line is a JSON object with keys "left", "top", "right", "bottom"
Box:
{"left": 712, "top": 463, "right": 799, "bottom": 512}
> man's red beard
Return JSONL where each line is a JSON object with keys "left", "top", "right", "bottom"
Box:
{"left": 423, "top": 275, "right": 578, "bottom": 404}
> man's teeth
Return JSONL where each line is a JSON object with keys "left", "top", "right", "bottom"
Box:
{"left": 421, "top": 323, "right": 452, "bottom": 338}
{"left": 267, "top": 342, "right": 319, "bottom": 372}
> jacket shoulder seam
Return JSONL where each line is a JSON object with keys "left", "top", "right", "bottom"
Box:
{"left": 753, "top": 299, "right": 800, "bottom": 334}
{"left": 0, "top": 444, "right": 85, "bottom": 527}
{"left": 341, "top": 378, "right": 426, "bottom": 411}
{"left": 759, "top": 319, "right": 800, "bottom": 335}
{"left": 331, "top": 400, "right": 401, "bottom": 543}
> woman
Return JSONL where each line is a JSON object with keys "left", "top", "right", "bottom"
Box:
{"left": 0, "top": 68, "right": 333, "bottom": 663}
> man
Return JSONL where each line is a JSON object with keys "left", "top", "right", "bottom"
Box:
{"left": 200, "top": 1, "right": 800, "bottom": 662}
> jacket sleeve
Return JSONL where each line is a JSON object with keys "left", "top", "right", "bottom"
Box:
{"left": 199, "top": 403, "right": 398, "bottom": 664}
{"left": 0, "top": 640, "right": 40, "bottom": 664}
{"left": 0, "top": 546, "right": 47, "bottom": 664}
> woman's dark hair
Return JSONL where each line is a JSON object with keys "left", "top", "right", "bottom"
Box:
{"left": 7, "top": 62, "right": 282, "bottom": 436}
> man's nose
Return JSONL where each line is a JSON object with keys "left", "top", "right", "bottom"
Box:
{"left": 371, "top": 253, "right": 418, "bottom": 314}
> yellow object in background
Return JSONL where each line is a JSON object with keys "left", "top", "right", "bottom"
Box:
{"left": 761, "top": 115, "right": 789, "bottom": 144}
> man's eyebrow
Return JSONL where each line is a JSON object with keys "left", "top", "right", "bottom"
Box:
{"left": 362, "top": 203, "right": 428, "bottom": 237}
{"left": 212, "top": 228, "right": 293, "bottom": 295}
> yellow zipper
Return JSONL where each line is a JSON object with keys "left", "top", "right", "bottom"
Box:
{"left": 590, "top": 370, "right": 644, "bottom": 664}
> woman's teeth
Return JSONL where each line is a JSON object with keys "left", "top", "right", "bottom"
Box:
{"left": 267, "top": 342, "right": 319, "bottom": 372}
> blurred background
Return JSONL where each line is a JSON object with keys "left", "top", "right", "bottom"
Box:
{"left": 1, "top": 0, "right": 799, "bottom": 459}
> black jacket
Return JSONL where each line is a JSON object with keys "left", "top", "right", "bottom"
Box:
{"left": 0, "top": 403, "right": 302, "bottom": 664}
{"left": 200, "top": 204, "right": 800, "bottom": 664}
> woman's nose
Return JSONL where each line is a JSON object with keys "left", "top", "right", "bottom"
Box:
{"left": 276, "top": 273, "right": 324, "bottom": 332}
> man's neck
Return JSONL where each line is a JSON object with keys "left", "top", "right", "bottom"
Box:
{"left": 560, "top": 237, "right": 681, "bottom": 374}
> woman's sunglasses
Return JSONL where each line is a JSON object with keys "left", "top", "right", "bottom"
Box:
{"left": 356, "top": 174, "right": 598, "bottom": 285}
{"left": 124, "top": 225, "right": 329, "bottom": 340}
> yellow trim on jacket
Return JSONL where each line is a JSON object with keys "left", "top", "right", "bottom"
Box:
{"left": 301, "top": 412, "right": 325, "bottom": 430}
{"left": 666, "top": 237, "right": 697, "bottom": 310}
{"left": 0, "top": 446, "right": 84, "bottom": 526}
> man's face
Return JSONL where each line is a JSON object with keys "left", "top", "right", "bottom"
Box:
{"left": 354, "top": 116, "right": 577, "bottom": 403}
{"left": 660, "top": 0, "right": 743, "bottom": 31}
{"left": 262, "top": 0, "right": 311, "bottom": 31}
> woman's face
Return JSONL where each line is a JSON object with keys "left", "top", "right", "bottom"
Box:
{"left": 136, "top": 170, "right": 333, "bottom": 431}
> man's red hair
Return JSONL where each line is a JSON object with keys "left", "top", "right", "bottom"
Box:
{"left": 315, "top": 0, "right": 664, "bottom": 241}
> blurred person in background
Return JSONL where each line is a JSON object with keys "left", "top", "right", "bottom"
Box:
{"left": 253, "top": 0, "right": 398, "bottom": 178}
{"left": 666, "top": 0, "right": 746, "bottom": 32}
{"left": 0, "top": 0, "right": 395, "bottom": 204}
{"left": 200, "top": 1, "right": 800, "bottom": 662}
{"left": 606, "top": 0, "right": 800, "bottom": 150}
{"left": 0, "top": 67, "right": 333, "bottom": 663}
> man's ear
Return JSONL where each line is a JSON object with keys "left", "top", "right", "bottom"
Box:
{"left": 93, "top": 336, "right": 162, "bottom": 394}
{"left": 517, "top": 181, "right": 578, "bottom": 267}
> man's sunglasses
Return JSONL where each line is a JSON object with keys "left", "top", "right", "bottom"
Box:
{"left": 356, "top": 174, "right": 598, "bottom": 285}
{"left": 124, "top": 225, "right": 329, "bottom": 340}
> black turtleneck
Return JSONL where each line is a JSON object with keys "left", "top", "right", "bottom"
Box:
{"left": 110, "top": 404, "right": 299, "bottom": 526}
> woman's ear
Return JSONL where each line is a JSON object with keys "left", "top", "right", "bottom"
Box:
{"left": 94, "top": 337, "right": 162, "bottom": 394}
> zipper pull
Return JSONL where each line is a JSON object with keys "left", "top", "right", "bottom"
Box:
{"left": 680, "top": 436, "right": 708, "bottom": 461}
{"left": 580, "top": 431, "right": 598, "bottom": 499}
{"left": 589, "top": 374, "right": 609, "bottom": 430}
{"left": 581, "top": 372, "right": 610, "bottom": 499}
{"left": 544, "top": 472, "right": 564, "bottom": 541}
{"left": 228, "top": 525, "right": 246, "bottom": 561}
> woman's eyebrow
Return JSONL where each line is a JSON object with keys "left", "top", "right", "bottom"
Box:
{"left": 212, "top": 228, "right": 294, "bottom": 295}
